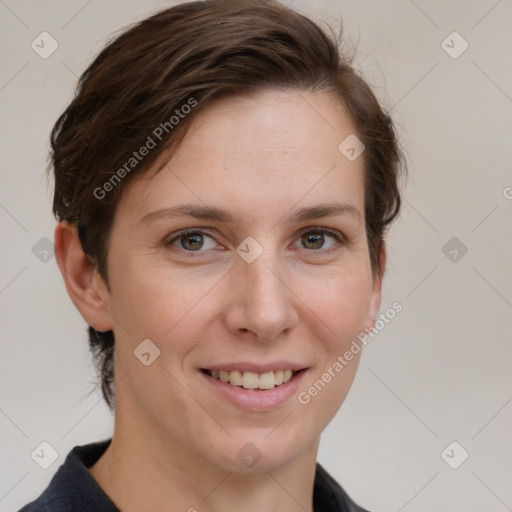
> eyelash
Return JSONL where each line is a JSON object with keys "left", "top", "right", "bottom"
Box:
{"left": 164, "top": 227, "right": 346, "bottom": 256}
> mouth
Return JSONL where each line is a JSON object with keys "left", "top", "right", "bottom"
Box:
{"left": 200, "top": 368, "right": 300, "bottom": 390}
{"left": 198, "top": 363, "right": 308, "bottom": 411}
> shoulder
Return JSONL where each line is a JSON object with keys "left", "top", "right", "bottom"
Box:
{"left": 17, "top": 439, "right": 119, "bottom": 512}
{"left": 314, "top": 463, "right": 372, "bottom": 512}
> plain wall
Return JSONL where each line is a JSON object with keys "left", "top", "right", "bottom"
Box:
{"left": 1, "top": 1, "right": 510, "bottom": 511}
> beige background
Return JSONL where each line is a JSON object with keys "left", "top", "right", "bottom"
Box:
{"left": 1, "top": 1, "right": 511, "bottom": 511}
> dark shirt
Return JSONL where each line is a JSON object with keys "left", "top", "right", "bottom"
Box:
{"left": 18, "top": 439, "right": 370, "bottom": 512}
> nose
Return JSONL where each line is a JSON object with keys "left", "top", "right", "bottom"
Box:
{"left": 223, "top": 245, "right": 299, "bottom": 342}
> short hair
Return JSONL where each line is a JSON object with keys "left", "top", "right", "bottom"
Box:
{"left": 50, "top": 0, "right": 406, "bottom": 410}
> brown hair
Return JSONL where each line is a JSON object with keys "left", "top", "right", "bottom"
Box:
{"left": 50, "top": 0, "right": 406, "bottom": 410}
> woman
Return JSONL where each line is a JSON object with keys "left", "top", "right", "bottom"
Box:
{"left": 19, "top": 1, "right": 405, "bottom": 510}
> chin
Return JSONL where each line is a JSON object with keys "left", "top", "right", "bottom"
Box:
{"left": 206, "top": 432, "right": 312, "bottom": 474}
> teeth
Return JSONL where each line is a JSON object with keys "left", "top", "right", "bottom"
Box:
{"left": 230, "top": 370, "right": 243, "bottom": 386}
{"left": 208, "top": 369, "right": 297, "bottom": 389}
{"left": 259, "top": 372, "right": 276, "bottom": 389}
{"left": 242, "top": 371, "right": 259, "bottom": 389}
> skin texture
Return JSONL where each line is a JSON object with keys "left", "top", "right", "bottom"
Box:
{"left": 56, "top": 89, "right": 385, "bottom": 512}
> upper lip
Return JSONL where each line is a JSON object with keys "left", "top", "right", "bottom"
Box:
{"left": 201, "top": 362, "right": 307, "bottom": 373}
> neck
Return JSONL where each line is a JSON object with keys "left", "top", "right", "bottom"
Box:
{"left": 89, "top": 409, "right": 319, "bottom": 512}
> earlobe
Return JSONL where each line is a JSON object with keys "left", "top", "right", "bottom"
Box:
{"left": 54, "top": 221, "right": 113, "bottom": 332}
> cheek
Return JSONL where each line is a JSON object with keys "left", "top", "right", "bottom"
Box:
{"left": 299, "top": 261, "right": 373, "bottom": 346}
{"left": 106, "top": 255, "right": 221, "bottom": 346}
{"left": 107, "top": 240, "right": 373, "bottom": 355}
{"left": 295, "top": 266, "right": 372, "bottom": 422}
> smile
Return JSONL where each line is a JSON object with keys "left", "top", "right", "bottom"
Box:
{"left": 201, "top": 369, "right": 297, "bottom": 390}
{"left": 199, "top": 363, "right": 308, "bottom": 411}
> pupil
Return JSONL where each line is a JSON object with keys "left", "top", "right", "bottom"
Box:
{"left": 183, "top": 233, "right": 203, "bottom": 250}
{"left": 304, "top": 233, "right": 323, "bottom": 249}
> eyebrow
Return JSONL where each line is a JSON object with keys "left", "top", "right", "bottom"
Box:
{"left": 138, "top": 201, "right": 362, "bottom": 226}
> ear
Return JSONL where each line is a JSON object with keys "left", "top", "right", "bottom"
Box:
{"left": 364, "top": 242, "right": 386, "bottom": 332}
{"left": 54, "top": 221, "right": 113, "bottom": 332}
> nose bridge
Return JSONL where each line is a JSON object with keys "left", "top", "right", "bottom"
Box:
{"left": 246, "top": 248, "right": 285, "bottom": 305}
{"left": 227, "top": 239, "right": 297, "bottom": 339}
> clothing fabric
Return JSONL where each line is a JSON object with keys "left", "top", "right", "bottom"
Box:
{"left": 18, "top": 439, "right": 370, "bottom": 511}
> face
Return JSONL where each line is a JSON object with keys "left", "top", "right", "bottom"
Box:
{"left": 100, "top": 89, "right": 382, "bottom": 473}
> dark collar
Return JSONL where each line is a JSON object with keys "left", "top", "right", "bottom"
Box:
{"left": 19, "top": 439, "right": 369, "bottom": 512}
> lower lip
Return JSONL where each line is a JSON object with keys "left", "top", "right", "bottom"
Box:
{"left": 199, "top": 370, "right": 307, "bottom": 411}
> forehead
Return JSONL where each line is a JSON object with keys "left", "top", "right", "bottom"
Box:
{"left": 118, "top": 89, "right": 365, "bottom": 226}
{"left": 177, "top": 88, "right": 357, "bottom": 164}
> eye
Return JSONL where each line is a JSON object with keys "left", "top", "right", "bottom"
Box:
{"left": 164, "top": 227, "right": 345, "bottom": 256}
{"left": 294, "top": 227, "right": 344, "bottom": 252}
{"left": 165, "top": 229, "right": 219, "bottom": 253}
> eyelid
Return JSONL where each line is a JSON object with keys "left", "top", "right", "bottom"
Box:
{"left": 296, "top": 226, "right": 346, "bottom": 242}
